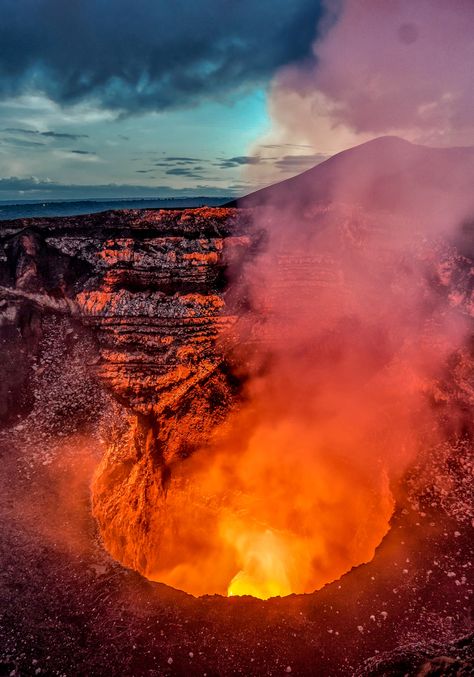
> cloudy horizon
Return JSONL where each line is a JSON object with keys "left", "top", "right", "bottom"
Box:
{"left": 0, "top": 0, "right": 329, "bottom": 201}
{"left": 2, "top": 1, "right": 473, "bottom": 203}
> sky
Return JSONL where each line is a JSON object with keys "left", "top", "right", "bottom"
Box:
{"left": 2, "top": 1, "right": 472, "bottom": 202}
{"left": 0, "top": 0, "right": 326, "bottom": 201}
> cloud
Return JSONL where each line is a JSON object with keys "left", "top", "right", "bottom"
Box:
{"left": 266, "top": 0, "right": 474, "bottom": 149}
{"left": 165, "top": 167, "right": 205, "bottom": 179}
{"left": 0, "top": 177, "right": 55, "bottom": 191}
{"left": 69, "top": 149, "right": 95, "bottom": 155}
{"left": 3, "top": 127, "right": 89, "bottom": 141}
{"left": 260, "top": 143, "right": 313, "bottom": 150}
{"left": 153, "top": 158, "right": 204, "bottom": 168}
{"left": 164, "top": 157, "right": 203, "bottom": 163}
{"left": 1, "top": 137, "right": 46, "bottom": 148}
{"left": 274, "top": 153, "right": 329, "bottom": 171}
{"left": 217, "top": 156, "right": 266, "bottom": 169}
{"left": 0, "top": 176, "right": 236, "bottom": 199}
{"left": 0, "top": 0, "right": 323, "bottom": 114}
{"left": 215, "top": 153, "right": 328, "bottom": 175}
{"left": 3, "top": 127, "right": 41, "bottom": 136}
{"left": 42, "top": 131, "right": 89, "bottom": 140}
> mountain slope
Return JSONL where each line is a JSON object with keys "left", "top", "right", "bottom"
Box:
{"left": 229, "top": 136, "right": 474, "bottom": 226}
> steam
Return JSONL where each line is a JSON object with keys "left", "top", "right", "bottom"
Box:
{"left": 98, "top": 1, "right": 474, "bottom": 599}
{"left": 143, "top": 133, "right": 473, "bottom": 597}
{"left": 198, "top": 1, "right": 474, "bottom": 596}
{"left": 257, "top": 0, "right": 474, "bottom": 161}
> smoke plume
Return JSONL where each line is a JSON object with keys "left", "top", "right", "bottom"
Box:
{"left": 161, "top": 1, "right": 474, "bottom": 598}
{"left": 115, "top": 1, "right": 474, "bottom": 599}
{"left": 258, "top": 0, "right": 474, "bottom": 159}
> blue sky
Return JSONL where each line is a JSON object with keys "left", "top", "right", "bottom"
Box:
{"left": 0, "top": 89, "right": 271, "bottom": 199}
{"left": 0, "top": 0, "right": 325, "bottom": 200}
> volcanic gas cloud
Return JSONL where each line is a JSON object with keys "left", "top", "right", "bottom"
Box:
{"left": 92, "top": 0, "right": 474, "bottom": 600}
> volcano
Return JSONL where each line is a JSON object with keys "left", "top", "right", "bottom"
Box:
{"left": 0, "top": 137, "right": 473, "bottom": 675}
{"left": 229, "top": 136, "right": 474, "bottom": 219}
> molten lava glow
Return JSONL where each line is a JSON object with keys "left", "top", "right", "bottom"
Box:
{"left": 128, "top": 411, "right": 397, "bottom": 599}
{"left": 226, "top": 529, "right": 294, "bottom": 599}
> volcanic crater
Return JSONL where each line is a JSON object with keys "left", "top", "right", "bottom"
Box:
{"left": 0, "top": 138, "right": 473, "bottom": 676}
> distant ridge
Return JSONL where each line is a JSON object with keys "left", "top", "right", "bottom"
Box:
{"left": 227, "top": 136, "right": 474, "bottom": 217}
{"left": 0, "top": 196, "right": 232, "bottom": 221}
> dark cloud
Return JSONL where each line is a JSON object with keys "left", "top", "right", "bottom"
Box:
{"left": 275, "top": 153, "right": 329, "bottom": 171}
{"left": 216, "top": 155, "right": 265, "bottom": 169}
{"left": 152, "top": 158, "right": 204, "bottom": 168}
{"left": 69, "top": 149, "right": 95, "bottom": 155}
{"left": 42, "top": 131, "right": 89, "bottom": 140}
{"left": 3, "top": 127, "right": 89, "bottom": 141}
{"left": 212, "top": 152, "right": 328, "bottom": 175}
{"left": 165, "top": 167, "right": 205, "bottom": 179}
{"left": 1, "top": 137, "right": 46, "bottom": 148}
{"left": 3, "top": 127, "right": 40, "bottom": 136}
{"left": 0, "top": 0, "right": 323, "bottom": 114}
{"left": 164, "top": 157, "right": 203, "bottom": 163}
{"left": 131, "top": 153, "right": 327, "bottom": 183}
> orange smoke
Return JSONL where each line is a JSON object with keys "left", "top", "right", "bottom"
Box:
{"left": 137, "top": 410, "right": 395, "bottom": 598}
{"left": 132, "top": 163, "right": 469, "bottom": 599}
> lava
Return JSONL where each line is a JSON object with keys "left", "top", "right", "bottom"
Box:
{"left": 93, "top": 401, "right": 396, "bottom": 599}
{"left": 226, "top": 529, "right": 293, "bottom": 599}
